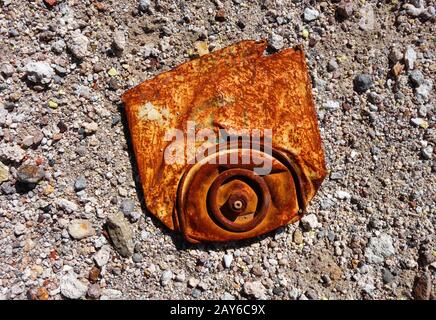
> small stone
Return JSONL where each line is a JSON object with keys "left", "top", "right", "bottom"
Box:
{"left": 327, "top": 59, "right": 339, "bottom": 72}
{"left": 93, "top": 245, "right": 111, "bottom": 267}
{"left": 409, "top": 70, "right": 424, "bottom": 87}
{"left": 87, "top": 284, "right": 101, "bottom": 299}
{"left": 0, "top": 161, "right": 10, "bottom": 183}
{"left": 221, "top": 292, "right": 235, "bottom": 300}
{"left": 300, "top": 213, "right": 319, "bottom": 231}
{"left": 107, "top": 68, "right": 118, "bottom": 77}
{"left": 195, "top": 41, "right": 209, "bottom": 57}
{"left": 303, "top": 7, "right": 320, "bottom": 22}
{"left": 14, "top": 223, "right": 26, "bottom": 236}
{"left": 16, "top": 164, "right": 45, "bottom": 184}
{"left": 410, "top": 118, "right": 428, "bottom": 129}
{"left": 382, "top": 269, "right": 394, "bottom": 284}
{"left": 106, "top": 212, "right": 134, "bottom": 257}
{"left": 223, "top": 254, "right": 233, "bottom": 268}
{"left": 388, "top": 47, "right": 403, "bottom": 64}
{"left": 60, "top": 273, "right": 88, "bottom": 299}
{"left": 365, "top": 233, "right": 395, "bottom": 264}
{"left": 24, "top": 61, "right": 54, "bottom": 85}
{"left": 51, "top": 39, "right": 66, "bottom": 54}
{"left": 138, "top": 0, "right": 151, "bottom": 12}
{"left": 68, "top": 31, "right": 89, "bottom": 60}
{"left": 120, "top": 199, "right": 135, "bottom": 215}
{"left": 74, "top": 176, "right": 87, "bottom": 191}
{"left": 0, "top": 63, "right": 14, "bottom": 77}
{"left": 421, "top": 146, "right": 433, "bottom": 160}
{"left": 160, "top": 270, "right": 173, "bottom": 286}
{"left": 215, "top": 8, "right": 226, "bottom": 22}
{"left": 336, "top": 190, "right": 351, "bottom": 200}
{"left": 100, "top": 289, "right": 122, "bottom": 300}
{"left": 412, "top": 271, "right": 431, "bottom": 300}
{"left": 353, "top": 74, "right": 373, "bottom": 94}
{"left": 268, "top": 33, "right": 284, "bottom": 51}
{"left": 48, "top": 100, "right": 58, "bottom": 109}
{"left": 88, "top": 266, "right": 101, "bottom": 283}
{"left": 188, "top": 277, "right": 199, "bottom": 288}
{"left": 112, "top": 30, "right": 126, "bottom": 52}
{"left": 323, "top": 100, "right": 340, "bottom": 110}
{"left": 293, "top": 229, "right": 303, "bottom": 244}
{"left": 68, "top": 219, "right": 95, "bottom": 240}
{"left": 243, "top": 281, "right": 267, "bottom": 300}
{"left": 175, "top": 273, "right": 186, "bottom": 282}
{"left": 301, "top": 29, "right": 309, "bottom": 39}
{"left": 57, "top": 198, "right": 78, "bottom": 214}
{"left": 83, "top": 122, "right": 98, "bottom": 134}
{"left": 0, "top": 145, "right": 25, "bottom": 163}
{"left": 415, "top": 80, "right": 433, "bottom": 103}
{"left": 336, "top": 1, "right": 354, "bottom": 19}
{"left": 358, "top": 4, "right": 376, "bottom": 31}
{"left": 404, "top": 46, "right": 417, "bottom": 70}
{"left": 132, "top": 253, "right": 143, "bottom": 263}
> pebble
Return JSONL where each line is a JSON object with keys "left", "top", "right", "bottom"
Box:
{"left": 100, "top": 289, "right": 123, "bottom": 300}
{"left": 223, "top": 254, "right": 233, "bottom": 268}
{"left": 68, "top": 219, "right": 95, "bottom": 240}
{"left": 120, "top": 199, "right": 135, "bottom": 215}
{"left": 0, "top": 145, "right": 25, "bottom": 163}
{"left": 409, "top": 70, "right": 424, "bottom": 87}
{"left": 293, "top": 229, "right": 303, "bottom": 244}
{"left": 421, "top": 146, "right": 433, "bottom": 160}
{"left": 132, "top": 253, "right": 143, "bottom": 263}
{"left": 106, "top": 212, "right": 134, "bottom": 257}
{"left": 60, "top": 273, "right": 88, "bottom": 299}
{"left": 93, "top": 245, "right": 111, "bottom": 267}
{"left": 303, "top": 8, "right": 320, "bottom": 22}
{"left": 243, "top": 281, "right": 267, "bottom": 299}
{"left": 382, "top": 269, "right": 394, "bottom": 284}
{"left": 83, "top": 122, "right": 98, "bottom": 134}
{"left": 412, "top": 271, "right": 431, "bottom": 300}
{"left": 268, "top": 33, "right": 284, "bottom": 51}
{"left": 87, "top": 284, "right": 102, "bottom": 299}
{"left": 24, "top": 61, "right": 54, "bottom": 85}
{"left": 365, "top": 233, "right": 395, "bottom": 264}
{"left": 323, "top": 100, "right": 340, "bottom": 110}
{"left": 336, "top": 1, "right": 354, "bottom": 19}
{"left": 14, "top": 223, "right": 26, "bottom": 236}
{"left": 221, "top": 292, "right": 235, "bottom": 300}
{"left": 188, "top": 277, "right": 199, "bottom": 288}
{"left": 415, "top": 80, "right": 433, "bottom": 103}
{"left": 353, "top": 74, "right": 373, "bottom": 93}
{"left": 160, "top": 270, "right": 173, "bottom": 286}
{"left": 74, "top": 176, "right": 87, "bottom": 192}
{"left": 68, "top": 31, "right": 89, "bottom": 60}
{"left": 16, "top": 164, "right": 45, "bottom": 184}
{"left": 57, "top": 198, "right": 78, "bottom": 214}
{"left": 404, "top": 46, "right": 417, "bottom": 70}
{"left": 358, "top": 4, "right": 375, "bottom": 31}
{"left": 388, "top": 47, "right": 403, "bottom": 64}
{"left": 410, "top": 118, "right": 428, "bottom": 129}
{"left": 300, "top": 213, "right": 319, "bottom": 231}
{"left": 112, "top": 30, "right": 126, "bottom": 52}
{"left": 0, "top": 161, "right": 9, "bottom": 183}
{"left": 327, "top": 59, "right": 339, "bottom": 72}
{"left": 0, "top": 63, "right": 14, "bottom": 77}
{"left": 336, "top": 190, "right": 351, "bottom": 200}
{"left": 138, "top": 0, "right": 151, "bottom": 12}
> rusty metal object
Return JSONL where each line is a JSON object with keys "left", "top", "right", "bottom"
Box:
{"left": 121, "top": 40, "right": 327, "bottom": 243}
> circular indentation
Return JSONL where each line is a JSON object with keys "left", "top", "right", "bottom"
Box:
{"left": 207, "top": 168, "right": 271, "bottom": 232}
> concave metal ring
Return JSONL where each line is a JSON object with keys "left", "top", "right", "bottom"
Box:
{"left": 207, "top": 168, "right": 271, "bottom": 232}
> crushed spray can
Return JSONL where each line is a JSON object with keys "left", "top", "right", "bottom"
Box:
{"left": 121, "top": 40, "right": 327, "bottom": 243}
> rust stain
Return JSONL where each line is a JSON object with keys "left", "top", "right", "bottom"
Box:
{"left": 121, "top": 40, "right": 327, "bottom": 243}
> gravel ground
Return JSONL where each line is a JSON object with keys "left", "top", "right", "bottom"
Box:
{"left": 0, "top": 0, "right": 435, "bottom": 300}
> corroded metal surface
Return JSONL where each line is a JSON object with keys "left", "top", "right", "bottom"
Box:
{"left": 121, "top": 40, "right": 327, "bottom": 243}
